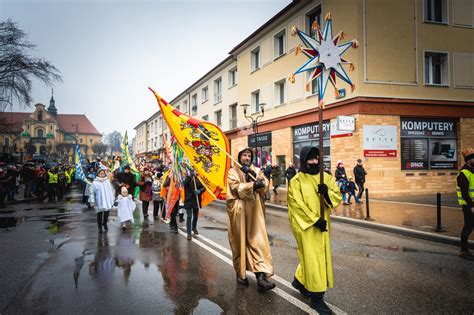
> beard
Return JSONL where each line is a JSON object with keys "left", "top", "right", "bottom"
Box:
{"left": 240, "top": 160, "right": 251, "bottom": 166}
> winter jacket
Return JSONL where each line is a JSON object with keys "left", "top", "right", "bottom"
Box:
{"left": 335, "top": 167, "right": 347, "bottom": 182}
{"left": 353, "top": 165, "right": 367, "bottom": 184}
{"left": 183, "top": 175, "right": 205, "bottom": 209}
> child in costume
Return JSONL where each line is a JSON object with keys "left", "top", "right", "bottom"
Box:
{"left": 89, "top": 169, "right": 115, "bottom": 233}
{"left": 116, "top": 186, "right": 136, "bottom": 230}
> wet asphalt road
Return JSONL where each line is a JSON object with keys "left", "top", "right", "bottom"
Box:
{"left": 1, "top": 190, "right": 473, "bottom": 314}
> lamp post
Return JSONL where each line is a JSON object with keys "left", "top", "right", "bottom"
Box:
{"left": 240, "top": 103, "right": 265, "bottom": 166}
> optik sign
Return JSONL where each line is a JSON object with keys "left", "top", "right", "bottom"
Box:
{"left": 363, "top": 125, "right": 397, "bottom": 157}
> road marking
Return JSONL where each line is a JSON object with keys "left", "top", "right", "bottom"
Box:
{"left": 178, "top": 229, "right": 346, "bottom": 315}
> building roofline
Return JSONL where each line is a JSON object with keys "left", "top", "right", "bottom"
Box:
{"left": 134, "top": 120, "right": 147, "bottom": 130}
{"left": 229, "top": 0, "right": 303, "bottom": 55}
{"left": 169, "top": 55, "right": 234, "bottom": 104}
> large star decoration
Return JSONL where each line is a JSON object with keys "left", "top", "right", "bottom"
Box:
{"left": 289, "top": 12, "right": 358, "bottom": 106}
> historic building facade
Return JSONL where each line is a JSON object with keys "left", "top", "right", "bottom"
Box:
{"left": 134, "top": 0, "right": 474, "bottom": 197}
{"left": 0, "top": 94, "right": 102, "bottom": 162}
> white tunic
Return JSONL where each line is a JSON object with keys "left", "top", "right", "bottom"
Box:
{"left": 90, "top": 177, "right": 115, "bottom": 213}
{"left": 116, "top": 195, "right": 136, "bottom": 223}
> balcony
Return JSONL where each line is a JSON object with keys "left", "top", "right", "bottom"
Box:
{"left": 29, "top": 137, "right": 46, "bottom": 144}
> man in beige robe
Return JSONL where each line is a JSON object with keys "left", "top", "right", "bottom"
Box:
{"left": 226, "top": 147, "right": 275, "bottom": 293}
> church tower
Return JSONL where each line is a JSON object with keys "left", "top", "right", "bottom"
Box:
{"left": 47, "top": 88, "right": 57, "bottom": 115}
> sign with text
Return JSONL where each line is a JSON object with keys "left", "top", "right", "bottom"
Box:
{"left": 400, "top": 118, "right": 457, "bottom": 170}
{"left": 400, "top": 118, "right": 457, "bottom": 138}
{"left": 330, "top": 120, "right": 353, "bottom": 138}
{"left": 248, "top": 132, "right": 272, "bottom": 147}
{"left": 336, "top": 116, "right": 355, "bottom": 131}
{"left": 363, "top": 125, "right": 397, "bottom": 157}
{"left": 293, "top": 121, "right": 331, "bottom": 141}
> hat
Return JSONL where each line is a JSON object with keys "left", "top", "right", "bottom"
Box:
{"left": 299, "top": 146, "right": 320, "bottom": 174}
{"left": 237, "top": 147, "right": 254, "bottom": 164}
{"left": 357, "top": 159, "right": 362, "bottom": 163}
{"left": 461, "top": 148, "right": 474, "bottom": 162}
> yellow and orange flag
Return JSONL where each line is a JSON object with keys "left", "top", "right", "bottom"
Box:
{"left": 149, "top": 87, "right": 230, "bottom": 201}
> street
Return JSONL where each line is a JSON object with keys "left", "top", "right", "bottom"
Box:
{"left": 1, "top": 189, "right": 473, "bottom": 314}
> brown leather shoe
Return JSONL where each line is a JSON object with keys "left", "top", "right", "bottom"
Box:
{"left": 193, "top": 229, "right": 199, "bottom": 235}
{"left": 187, "top": 234, "right": 192, "bottom": 241}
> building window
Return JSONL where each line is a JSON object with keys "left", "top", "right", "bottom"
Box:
{"left": 251, "top": 47, "right": 260, "bottom": 71}
{"left": 306, "top": 72, "right": 318, "bottom": 95}
{"left": 183, "top": 100, "right": 188, "bottom": 114}
{"left": 424, "top": 51, "right": 448, "bottom": 85}
{"left": 274, "top": 30, "right": 286, "bottom": 58}
{"left": 176, "top": 105, "right": 180, "bottom": 112}
{"left": 252, "top": 90, "right": 261, "bottom": 113}
{"left": 50, "top": 126, "right": 52, "bottom": 130}
{"left": 37, "top": 128, "right": 44, "bottom": 138}
{"left": 305, "top": 6, "right": 321, "bottom": 35}
{"left": 202, "top": 115, "right": 208, "bottom": 121}
{"left": 159, "top": 117, "right": 163, "bottom": 127}
{"left": 90, "top": 139, "right": 93, "bottom": 144}
{"left": 229, "top": 104, "right": 237, "bottom": 129}
{"left": 38, "top": 111, "right": 42, "bottom": 122}
{"left": 274, "top": 79, "right": 286, "bottom": 105}
{"left": 229, "top": 68, "right": 237, "bottom": 87}
{"left": 191, "top": 94, "right": 198, "bottom": 115}
{"left": 424, "top": 0, "right": 448, "bottom": 23}
{"left": 214, "top": 77, "right": 222, "bottom": 104}
{"left": 80, "top": 138, "right": 83, "bottom": 143}
{"left": 4, "top": 137, "right": 9, "bottom": 146}
{"left": 215, "top": 110, "right": 222, "bottom": 126}
{"left": 202, "top": 86, "right": 209, "bottom": 103}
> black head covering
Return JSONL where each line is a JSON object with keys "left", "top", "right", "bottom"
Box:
{"left": 299, "top": 146, "right": 319, "bottom": 173}
{"left": 238, "top": 148, "right": 254, "bottom": 164}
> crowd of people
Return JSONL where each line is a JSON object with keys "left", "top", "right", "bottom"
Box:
{"left": 0, "top": 161, "right": 75, "bottom": 207}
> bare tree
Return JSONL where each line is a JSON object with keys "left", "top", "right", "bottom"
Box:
{"left": 91, "top": 142, "right": 108, "bottom": 157}
{"left": 0, "top": 19, "right": 62, "bottom": 111}
{"left": 104, "top": 131, "right": 122, "bottom": 155}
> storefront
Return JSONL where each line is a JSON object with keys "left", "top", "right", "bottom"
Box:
{"left": 248, "top": 131, "right": 272, "bottom": 167}
{"left": 292, "top": 121, "right": 331, "bottom": 169}
{"left": 400, "top": 118, "right": 458, "bottom": 170}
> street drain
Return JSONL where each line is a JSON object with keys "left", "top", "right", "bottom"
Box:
{"left": 0, "top": 217, "right": 19, "bottom": 228}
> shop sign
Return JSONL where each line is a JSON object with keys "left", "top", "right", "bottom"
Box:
{"left": 400, "top": 118, "right": 457, "bottom": 170}
{"left": 400, "top": 118, "right": 456, "bottom": 138}
{"left": 293, "top": 121, "right": 330, "bottom": 141}
{"left": 331, "top": 120, "right": 353, "bottom": 138}
{"left": 336, "top": 116, "right": 355, "bottom": 131}
{"left": 248, "top": 132, "right": 272, "bottom": 147}
{"left": 363, "top": 125, "right": 397, "bottom": 157}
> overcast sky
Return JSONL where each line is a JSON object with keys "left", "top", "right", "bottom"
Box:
{"left": 1, "top": 0, "right": 291, "bottom": 137}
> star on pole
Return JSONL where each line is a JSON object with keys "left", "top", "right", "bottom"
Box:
{"left": 288, "top": 12, "right": 358, "bottom": 107}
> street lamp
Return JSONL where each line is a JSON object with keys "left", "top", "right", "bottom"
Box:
{"left": 240, "top": 102, "right": 265, "bottom": 166}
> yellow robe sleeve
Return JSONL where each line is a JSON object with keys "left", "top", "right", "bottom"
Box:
{"left": 287, "top": 174, "right": 319, "bottom": 231}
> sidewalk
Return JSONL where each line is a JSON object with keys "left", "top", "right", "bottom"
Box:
{"left": 265, "top": 187, "right": 473, "bottom": 246}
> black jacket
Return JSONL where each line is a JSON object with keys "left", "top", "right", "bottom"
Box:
{"left": 335, "top": 167, "right": 347, "bottom": 181}
{"left": 353, "top": 165, "right": 367, "bottom": 183}
{"left": 183, "top": 175, "right": 205, "bottom": 209}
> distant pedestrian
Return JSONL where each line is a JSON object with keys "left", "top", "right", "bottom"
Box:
{"left": 335, "top": 161, "right": 348, "bottom": 205}
{"left": 90, "top": 169, "right": 115, "bottom": 233}
{"left": 264, "top": 161, "right": 273, "bottom": 200}
{"left": 285, "top": 162, "right": 297, "bottom": 183}
{"left": 183, "top": 170, "right": 205, "bottom": 240}
{"left": 271, "top": 165, "right": 281, "bottom": 195}
{"left": 152, "top": 175, "right": 164, "bottom": 219}
{"left": 0, "top": 169, "right": 8, "bottom": 207}
{"left": 47, "top": 167, "right": 58, "bottom": 202}
{"left": 353, "top": 159, "right": 367, "bottom": 203}
{"left": 457, "top": 148, "right": 474, "bottom": 261}
{"left": 346, "top": 177, "right": 358, "bottom": 204}
{"left": 137, "top": 169, "right": 153, "bottom": 219}
{"left": 287, "top": 146, "right": 342, "bottom": 313}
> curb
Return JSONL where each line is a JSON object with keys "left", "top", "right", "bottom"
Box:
{"left": 213, "top": 200, "right": 474, "bottom": 249}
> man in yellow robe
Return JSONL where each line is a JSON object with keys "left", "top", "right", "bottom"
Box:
{"left": 287, "top": 146, "right": 342, "bottom": 314}
{"left": 226, "top": 147, "right": 275, "bottom": 293}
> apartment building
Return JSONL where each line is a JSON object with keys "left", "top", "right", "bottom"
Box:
{"left": 134, "top": 0, "right": 474, "bottom": 197}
